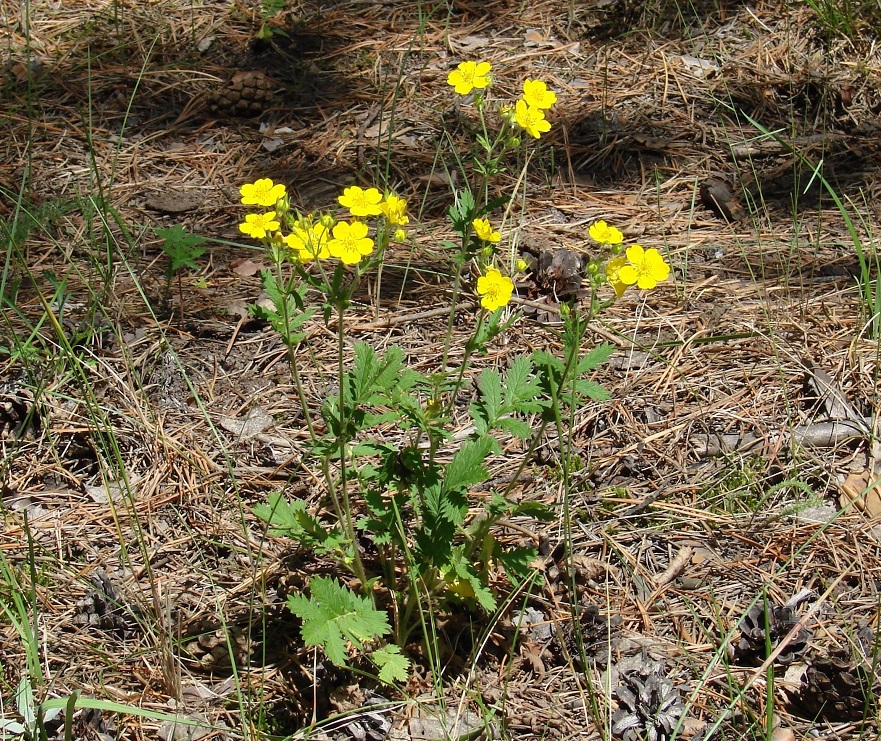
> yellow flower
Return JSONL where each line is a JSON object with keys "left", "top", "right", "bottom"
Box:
{"left": 327, "top": 220, "right": 374, "bottom": 265}
{"left": 522, "top": 79, "right": 557, "bottom": 109}
{"left": 380, "top": 194, "right": 409, "bottom": 226}
{"left": 472, "top": 217, "right": 501, "bottom": 243}
{"left": 338, "top": 186, "right": 383, "bottom": 217}
{"left": 477, "top": 267, "right": 514, "bottom": 311}
{"left": 588, "top": 221, "right": 624, "bottom": 246}
{"left": 285, "top": 223, "right": 330, "bottom": 261}
{"left": 393, "top": 228, "right": 407, "bottom": 243}
{"left": 239, "top": 211, "right": 280, "bottom": 239}
{"left": 606, "top": 256, "right": 628, "bottom": 297}
{"left": 514, "top": 99, "right": 551, "bottom": 139}
{"left": 618, "top": 245, "right": 670, "bottom": 290}
{"left": 447, "top": 61, "right": 492, "bottom": 95}
{"left": 240, "top": 179, "right": 286, "bottom": 208}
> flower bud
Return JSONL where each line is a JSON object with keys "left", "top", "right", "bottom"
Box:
{"left": 507, "top": 136, "right": 521, "bottom": 148}
{"left": 515, "top": 258, "right": 529, "bottom": 273}
{"left": 393, "top": 228, "right": 407, "bottom": 243}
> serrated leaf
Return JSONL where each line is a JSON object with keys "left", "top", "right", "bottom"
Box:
{"left": 496, "top": 545, "right": 540, "bottom": 580}
{"left": 446, "top": 551, "right": 496, "bottom": 611}
{"left": 254, "top": 492, "right": 308, "bottom": 537}
{"left": 372, "top": 644, "right": 410, "bottom": 684}
{"left": 496, "top": 417, "right": 533, "bottom": 439}
{"left": 443, "top": 437, "right": 492, "bottom": 495}
{"left": 573, "top": 379, "right": 610, "bottom": 401}
{"left": 531, "top": 349, "right": 564, "bottom": 374}
{"left": 477, "top": 369, "right": 503, "bottom": 419}
{"left": 508, "top": 499, "right": 554, "bottom": 520}
{"left": 287, "top": 577, "right": 390, "bottom": 667}
{"left": 254, "top": 493, "right": 335, "bottom": 549}
{"left": 577, "top": 343, "right": 615, "bottom": 374}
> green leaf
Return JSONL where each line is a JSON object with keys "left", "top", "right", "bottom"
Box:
{"left": 372, "top": 644, "right": 410, "bottom": 684}
{"left": 574, "top": 379, "right": 610, "bottom": 401}
{"left": 446, "top": 549, "right": 496, "bottom": 611}
{"left": 508, "top": 499, "right": 554, "bottom": 521}
{"left": 495, "top": 545, "right": 539, "bottom": 581}
{"left": 254, "top": 492, "right": 339, "bottom": 552}
{"left": 155, "top": 225, "right": 207, "bottom": 273}
{"left": 577, "top": 343, "right": 615, "bottom": 374}
{"left": 287, "top": 577, "right": 390, "bottom": 667}
{"left": 496, "top": 417, "right": 533, "bottom": 439}
{"left": 443, "top": 436, "right": 492, "bottom": 495}
{"left": 503, "top": 355, "right": 544, "bottom": 413}
{"left": 252, "top": 273, "right": 312, "bottom": 345}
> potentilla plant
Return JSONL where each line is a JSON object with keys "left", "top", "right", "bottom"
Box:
{"left": 237, "top": 63, "right": 670, "bottom": 684}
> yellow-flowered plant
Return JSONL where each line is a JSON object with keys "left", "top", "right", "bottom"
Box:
{"left": 380, "top": 194, "right": 409, "bottom": 226}
{"left": 513, "top": 99, "right": 551, "bottom": 140}
{"left": 605, "top": 256, "right": 628, "bottom": 298}
{"left": 586, "top": 220, "right": 671, "bottom": 300}
{"left": 522, "top": 79, "right": 557, "bottom": 110}
{"left": 327, "top": 220, "right": 375, "bottom": 265}
{"left": 285, "top": 222, "right": 331, "bottom": 262}
{"left": 234, "top": 69, "right": 672, "bottom": 688}
{"left": 588, "top": 220, "right": 624, "bottom": 246}
{"left": 618, "top": 245, "right": 671, "bottom": 290}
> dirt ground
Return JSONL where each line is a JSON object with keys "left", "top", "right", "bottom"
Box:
{"left": 3, "top": 0, "right": 881, "bottom": 739}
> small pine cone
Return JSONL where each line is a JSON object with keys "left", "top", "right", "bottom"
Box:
{"left": 611, "top": 662, "right": 685, "bottom": 741}
{"left": 72, "top": 569, "right": 136, "bottom": 637}
{"left": 559, "top": 602, "right": 622, "bottom": 667}
{"left": 733, "top": 602, "right": 811, "bottom": 666}
{"left": 797, "top": 647, "right": 879, "bottom": 721}
{"left": 211, "top": 70, "right": 276, "bottom": 116}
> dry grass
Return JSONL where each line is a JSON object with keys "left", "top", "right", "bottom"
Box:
{"left": 2, "top": 0, "right": 881, "bottom": 739}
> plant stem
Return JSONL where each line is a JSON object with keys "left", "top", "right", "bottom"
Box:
{"left": 334, "top": 299, "right": 369, "bottom": 595}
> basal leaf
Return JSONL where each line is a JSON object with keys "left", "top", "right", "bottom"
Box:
{"left": 287, "top": 577, "right": 390, "bottom": 667}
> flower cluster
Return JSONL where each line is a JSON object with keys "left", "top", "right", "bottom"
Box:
{"left": 238, "top": 179, "right": 409, "bottom": 267}
{"left": 589, "top": 220, "right": 670, "bottom": 297}
{"left": 446, "top": 61, "right": 556, "bottom": 140}
{"left": 514, "top": 79, "right": 555, "bottom": 139}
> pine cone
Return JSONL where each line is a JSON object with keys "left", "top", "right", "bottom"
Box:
{"left": 797, "top": 641, "right": 880, "bottom": 721}
{"left": 733, "top": 602, "right": 810, "bottom": 666}
{"left": 210, "top": 70, "right": 276, "bottom": 116}
{"left": 534, "top": 248, "right": 586, "bottom": 300}
{"left": 559, "top": 602, "right": 622, "bottom": 667}
{"left": 72, "top": 569, "right": 136, "bottom": 637}
{"left": 611, "top": 656, "right": 685, "bottom": 741}
{"left": 0, "top": 381, "right": 42, "bottom": 438}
